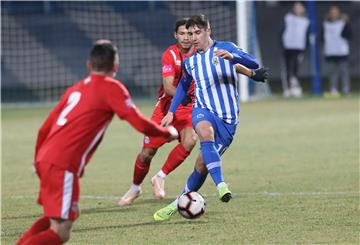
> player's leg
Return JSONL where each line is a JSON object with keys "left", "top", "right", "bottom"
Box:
{"left": 19, "top": 164, "right": 79, "bottom": 244}
{"left": 151, "top": 126, "right": 197, "bottom": 198}
{"left": 16, "top": 216, "right": 50, "bottom": 245}
{"left": 135, "top": 147, "right": 158, "bottom": 185}
{"left": 195, "top": 108, "right": 237, "bottom": 202}
{"left": 183, "top": 153, "right": 208, "bottom": 192}
{"left": 160, "top": 127, "right": 196, "bottom": 175}
{"left": 194, "top": 120, "right": 226, "bottom": 184}
{"left": 22, "top": 219, "right": 72, "bottom": 245}
{"left": 118, "top": 147, "right": 158, "bottom": 206}
{"left": 119, "top": 105, "right": 172, "bottom": 205}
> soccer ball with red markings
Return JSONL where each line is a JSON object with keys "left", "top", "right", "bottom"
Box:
{"left": 177, "top": 192, "right": 205, "bottom": 219}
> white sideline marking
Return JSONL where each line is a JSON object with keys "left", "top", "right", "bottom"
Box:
{"left": 5, "top": 191, "right": 359, "bottom": 200}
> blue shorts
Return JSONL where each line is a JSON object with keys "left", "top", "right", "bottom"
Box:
{"left": 192, "top": 107, "right": 237, "bottom": 155}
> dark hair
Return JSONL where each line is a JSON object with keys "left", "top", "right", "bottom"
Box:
{"left": 89, "top": 40, "right": 117, "bottom": 73}
{"left": 175, "top": 17, "right": 189, "bottom": 32}
{"left": 185, "top": 14, "right": 209, "bottom": 30}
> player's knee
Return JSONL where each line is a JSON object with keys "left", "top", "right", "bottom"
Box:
{"left": 139, "top": 148, "right": 157, "bottom": 163}
{"left": 198, "top": 131, "right": 214, "bottom": 141}
{"left": 50, "top": 219, "right": 73, "bottom": 243}
{"left": 59, "top": 230, "right": 71, "bottom": 243}
{"left": 181, "top": 135, "right": 197, "bottom": 151}
{"left": 195, "top": 124, "right": 214, "bottom": 141}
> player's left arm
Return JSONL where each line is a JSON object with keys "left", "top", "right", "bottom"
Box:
{"left": 105, "top": 82, "right": 177, "bottom": 138}
{"left": 163, "top": 76, "right": 177, "bottom": 96}
{"left": 235, "top": 64, "right": 269, "bottom": 83}
{"left": 214, "top": 42, "right": 259, "bottom": 69}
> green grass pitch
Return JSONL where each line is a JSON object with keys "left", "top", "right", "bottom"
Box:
{"left": 2, "top": 97, "right": 359, "bottom": 244}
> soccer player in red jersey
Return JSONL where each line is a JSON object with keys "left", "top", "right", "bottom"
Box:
{"left": 16, "top": 40, "right": 178, "bottom": 245}
{"left": 118, "top": 18, "right": 197, "bottom": 206}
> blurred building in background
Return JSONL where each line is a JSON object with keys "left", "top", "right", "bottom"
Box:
{"left": 1, "top": 1, "right": 359, "bottom": 103}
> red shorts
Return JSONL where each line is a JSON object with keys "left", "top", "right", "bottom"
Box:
{"left": 35, "top": 162, "right": 80, "bottom": 221}
{"left": 143, "top": 104, "right": 193, "bottom": 149}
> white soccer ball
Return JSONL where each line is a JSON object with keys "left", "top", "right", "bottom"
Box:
{"left": 177, "top": 191, "right": 205, "bottom": 219}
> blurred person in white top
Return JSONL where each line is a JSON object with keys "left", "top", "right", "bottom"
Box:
{"left": 322, "top": 5, "right": 352, "bottom": 97}
{"left": 281, "top": 2, "right": 309, "bottom": 98}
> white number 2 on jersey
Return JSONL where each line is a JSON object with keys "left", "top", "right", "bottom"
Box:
{"left": 56, "top": 91, "right": 81, "bottom": 126}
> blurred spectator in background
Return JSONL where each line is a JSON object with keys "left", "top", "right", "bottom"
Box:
{"left": 322, "top": 5, "right": 352, "bottom": 97}
{"left": 280, "top": 2, "right": 309, "bottom": 98}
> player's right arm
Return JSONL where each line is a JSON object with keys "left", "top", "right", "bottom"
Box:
{"left": 161, "top": 50, "right": 177, "bottom": 96}
{"left": 162, "top": 76, "right": 177, "bottom": 96}
{"left": 105, "top": 81, "right": 177, "bottom": 139}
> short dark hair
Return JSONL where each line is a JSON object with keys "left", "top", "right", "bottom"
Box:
{"left": 175, "top": 17, "right": 189, "bottom": 32}
{"left": 185, "top": 14, "right": 209, "bottom": 30}
{"left": 89, "top": 40, "right": 117, "bottom": 73}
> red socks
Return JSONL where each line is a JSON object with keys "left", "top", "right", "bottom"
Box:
{"left": 22, "top": 229, "right": 62, "bottom": 245}
{"left": 16, "top": 216, "right": 50, "bottom": 245}
{"left": 161, "top": 144, "right": 190, "bottom": 175}
{"left": 132, "top": 155, "right": 150, "bottom": 185}
{"left": 16, "top": 217, "right": 63, "bottom": 245}
{"left": 132, "top": 144, "right": 190, "bottom": 184}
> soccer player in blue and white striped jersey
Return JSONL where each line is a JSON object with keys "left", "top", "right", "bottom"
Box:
{"left": 153, "top": 14, "right": 264, "bottom": 221}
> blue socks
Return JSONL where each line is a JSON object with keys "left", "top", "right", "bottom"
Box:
{"left": 200, "top": 141, "right": 224, "bottom": 186}
{"left": 181, "top": 141, "right": 224, "bottom": 196}
{"left": 183, "top": 168, "right": 208, "bottom": 193}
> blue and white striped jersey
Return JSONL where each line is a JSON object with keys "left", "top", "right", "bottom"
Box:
{"left": 169, "top": 40, "right": 259, "bottom": 125}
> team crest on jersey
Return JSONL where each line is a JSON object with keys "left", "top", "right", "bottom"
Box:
{"left": 144, "top": 136, "right": 150, "bottom": 144}
{"left": 71, "top": 202, "right": 79, "bottom": 213}
{"left": 196, "top": 113, "right": 204, "bottom": 119}
{"left": 175, "top": 60, "right": 181, "bottom": 66}
{"left": 163, "top": 65, "right": 173, "bottom": 73}
{"left": 212, "top": 56, "right": 219, "bottom": 66}
{"left": 125, "top": 98, "right": 135, "bottom": 108}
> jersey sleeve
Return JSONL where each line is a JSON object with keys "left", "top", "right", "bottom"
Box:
{"left": 124, "top": 107, "right": 170, "bottom": 137}
{"left": 104, "top": 81, "right": 135, "bottom": 120}
{"left": 104, "top": 81, "right": 170, "bottom": 137}
{"left": 227, "top": 42, "right": 259, "bottom": 69}
{"left": 162, "top": 50, "right": 176, "bottom": 77}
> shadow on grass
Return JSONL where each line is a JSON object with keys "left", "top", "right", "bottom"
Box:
{"left": 2, "top": 198, "right": 175, "bottom": 220}
{"left": 129, "top": 197, "right": 176, "bottom": 205}
{"left": 80, "top": 198, "right": 176, "bottom": 215}
{"left": 73, "top": 219, "right": 207, "bottom": 233}
{"left": 3, "top": 220, "right": 207, "bottom": 242}
{"left": 2, "top": 199, "right": 189, "bottom": 238}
